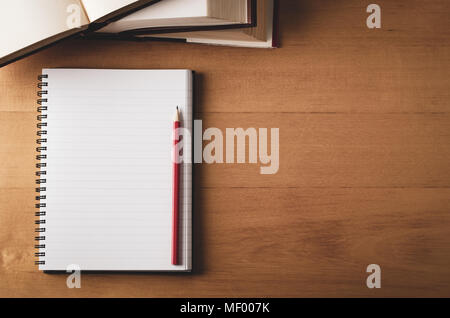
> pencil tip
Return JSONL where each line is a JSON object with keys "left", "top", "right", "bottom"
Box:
{"left": 174, "top": 106, "right": 180, "bottom": 121}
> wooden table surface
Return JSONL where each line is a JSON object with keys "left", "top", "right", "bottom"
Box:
{"left": 0, "top": 0, "right": 449, "bottom": 297}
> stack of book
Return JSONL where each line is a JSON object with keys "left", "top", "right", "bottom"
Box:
{"left": 0, "top": 0, "right": 279, "bottom": 67}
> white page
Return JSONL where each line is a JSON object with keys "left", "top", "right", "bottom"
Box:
{"left": 0, "top": 0, "right": 89, "bottom": 60}
{"left": 81, "top": 0, "right": 144, "bottom": 22}
{"left": 99, "top": 0, "right": 210, "bottom": 33}
{"left": 38, "top": 69, "right": 192, "bottom": 271}
{"left": 116, "top": 0, "right": 208, "bottom": 20}
{"left": 98, "top": 0, "right": 248, "bottom": 33}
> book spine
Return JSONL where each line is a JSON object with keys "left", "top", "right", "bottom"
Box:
{"left": 35, "top": 74, "right": 48, "bottom": 267}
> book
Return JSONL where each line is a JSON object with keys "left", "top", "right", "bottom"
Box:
{"left": 36, "top": 69, "right": 193, "bottom": 272}
{"left": 98, "top": 0, "right": 255, "bottom": 34}
{"left": 1, "top": 0, "right": 278, "bottom": 68}
{"left": 100, "top": 0, "right": 278, "bottom": 48}
{"left": 0, "top": 0, "right": 159, "bottom": 67}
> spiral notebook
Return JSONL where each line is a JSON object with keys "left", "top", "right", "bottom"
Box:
{"left": 36, "top": 69, "right": 193, "bottom": 272}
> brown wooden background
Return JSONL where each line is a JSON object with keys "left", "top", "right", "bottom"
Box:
{"left": 0, "top": 0, "right": 449, "bottom": 297}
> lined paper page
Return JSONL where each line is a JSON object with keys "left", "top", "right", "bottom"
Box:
{"left": 39, "top": 69, "right": 192, "bottom": 271}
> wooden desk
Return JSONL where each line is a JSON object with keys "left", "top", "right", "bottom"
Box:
{"left": 0, "top": 0, "right": 449, "bottom": 297}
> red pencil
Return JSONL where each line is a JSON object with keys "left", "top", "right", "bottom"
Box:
{"left": 172, "top": 106, "right": 180, "bottom": 265}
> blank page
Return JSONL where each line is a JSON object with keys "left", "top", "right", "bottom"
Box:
{"left": 98, "top": 0, "right": 210, "bottom": 33}
{"left": 98, "top": 0, "right": 249, "bottom": 33}
{"left": 111, "top": 0, "right": 209, "bottom": 20}
{"left": 0, "top": 0, "right": 89, "bottom": 61}
{"left": 38, "top": 69, "right": 193, "bottom": 271}
{"left": 81, "top": 0, "right": 148, "bottom": 22}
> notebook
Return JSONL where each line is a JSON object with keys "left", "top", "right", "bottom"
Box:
{"left": 35, "top": 69, "right": 193, "bottom": 272}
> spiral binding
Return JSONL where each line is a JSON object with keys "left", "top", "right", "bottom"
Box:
{"left": 35, "top": 74, "right": 48, "bottom": 266}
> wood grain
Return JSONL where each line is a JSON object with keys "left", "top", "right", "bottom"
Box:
{"left": 0, "top": 0, "right": 449, "bottom": 297}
